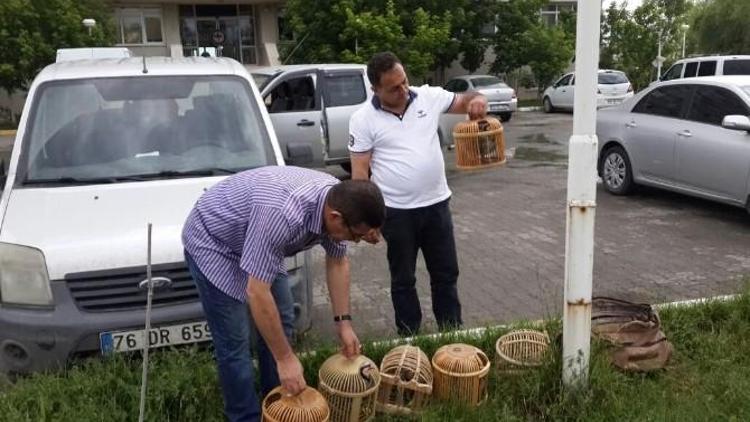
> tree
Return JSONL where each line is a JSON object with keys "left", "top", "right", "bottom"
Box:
{"left": 490, "top": 0, "right": 545, "bottom": 76}
{"left": 691, "top": 0, "right": 750, "bottom": 55}
{"left": 524, "top": 25, "right": 574, "bottom": 95}
{"left": 0, "top": 0, "right": 115, "bottom": 95}
{"left": 285, "top": 0, "right": 452, "bottom": 83}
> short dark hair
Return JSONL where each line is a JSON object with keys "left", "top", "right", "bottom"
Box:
{"left": 367, "top": 52, "right": 401, "bottom": 87}
{"left": 327, "top": 180, "right": 385, "bottom": 229}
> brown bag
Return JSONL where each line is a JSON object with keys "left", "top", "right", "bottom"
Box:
{"left": 591, "top": 297, "right": 673, "bottom": 371}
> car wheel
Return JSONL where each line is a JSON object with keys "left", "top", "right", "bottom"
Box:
{"left": 543, "top": 97, "right": 554, "bottom": 113}
{"left": 340, "top": 162, "right": 352, "bottom": 173}
{"left": 499, "top": 112, "right": 512, "bottom": 122}
{"left": 601, "top": 146, "right": 634, "bottom": 195}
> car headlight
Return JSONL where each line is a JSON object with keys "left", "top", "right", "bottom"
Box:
{"left": 0, "top": 242, "right": 53, "bottom": 306}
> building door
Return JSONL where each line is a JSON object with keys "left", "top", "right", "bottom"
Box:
{"left": 195, "top": 17, "right": 240, "bottom": 61}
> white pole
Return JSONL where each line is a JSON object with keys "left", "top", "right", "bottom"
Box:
{"left": 657, "top": 31, "right": 663, "bottom": 79}
{"left": 138, "top": 223, "right": 154, "bottom": 422}
{"left": 562, "top": 0, "right": 600, "bottom": 388}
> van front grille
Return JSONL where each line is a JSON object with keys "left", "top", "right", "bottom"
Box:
{"left": 65, "top": 263, "right": 199, "bottom": 312}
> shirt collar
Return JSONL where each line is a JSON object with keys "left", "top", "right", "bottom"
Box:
{"left": 371, "top": 89, "right": 418, "bottom": 110}
{"left": 310, "top": 184, "right": 332, "bottom": 235}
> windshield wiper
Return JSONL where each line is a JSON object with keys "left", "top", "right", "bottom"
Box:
{"left": 24, "top": 176, "right": 120, "bottom": 185}
{"left": 129, "top": 168, "right": 238, "bottom": 179}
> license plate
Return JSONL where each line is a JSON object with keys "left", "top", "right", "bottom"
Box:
{"left": 100, "top": 320, "right": 212, "bottom": 354}
{"left": 607, "top": 99, "right": 621, "bottom": 104}
{"left": 490, "top": 104, "right": 508, "bottom": 111}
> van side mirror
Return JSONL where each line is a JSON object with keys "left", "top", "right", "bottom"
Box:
{"left": 285, "top": 143, "right": 314, "bottom": 166}
{"left": 721, "top": 115, "right": 750, "bottom": 132}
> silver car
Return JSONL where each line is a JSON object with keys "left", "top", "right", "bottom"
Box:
{"left": 444, "top": 75, "right": 517, "bottom": 121}
{"left": 597, "top": 76, "right": 750, "bottom": 212}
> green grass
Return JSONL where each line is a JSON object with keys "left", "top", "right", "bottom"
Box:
{"left": 3, "top": 291, "right": 750, "bottom": 421}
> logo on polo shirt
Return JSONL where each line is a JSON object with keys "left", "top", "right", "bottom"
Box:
{"left": 417, "top": 110, "right": 427, "bottom": 118}
{"left": 348, "top": 134, "right": 355, "bottom": 147}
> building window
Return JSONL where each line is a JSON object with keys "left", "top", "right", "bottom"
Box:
{"left": 540, "top": 3, "right": 576, "bottom": 27}
{"left": 115, "top": 8, "right": 164, "bottom": 45}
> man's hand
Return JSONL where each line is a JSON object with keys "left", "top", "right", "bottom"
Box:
{"left": 276, "top": 354, "right": 307, "bottom": 396}
{"left": 336, "top": 321, "right": 361, "bottom": 358}
{"left": 467, "top": 95, "right": 488, "bottom": 120}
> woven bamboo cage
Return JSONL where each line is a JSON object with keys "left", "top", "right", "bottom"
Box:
{"left": 375, "top": 345, "right": 433, "bottom": 416}
{"left": 431, "top": 344, "right": 490, "bottom": 406}
{"left": 262, "top": 386, "right": 330, "bottom": 422}
{"left": 495, "top": 330, "right": 550, "bottom": 374}
{"left": 452, "top": 117, "right": 506, "bottom": 170}
{"left": 318, "top": 353, "right": 381, "bottom": 422}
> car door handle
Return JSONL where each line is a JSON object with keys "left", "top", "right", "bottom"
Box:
{"left": 677, "top": 130, "right": 692, "bottom": 138}
{"left": 297, "top": 119, "right": 315, "bottom": 127}
{"left": 625, "top": 121, "right": 637, "bottom": 128}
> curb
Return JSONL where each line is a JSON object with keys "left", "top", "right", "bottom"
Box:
{"left": 518, "top": 106, "right": 542, "bottom": 112}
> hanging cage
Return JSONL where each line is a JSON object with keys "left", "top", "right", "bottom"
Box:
{"left": 375, "top": 345, "right": 433, "bottom": 416}
{"left": 318, "top": 353, "right": 381, "bottom": 422}
{"left": 495, "top": 329, "right": 550, "bottom": 374}
{"left": 452, "top": 117, "right": 506, "bottom": 170}
{"left": 262, "top": 386, "right": 330, "bottom": 422}
{"left": 431, "top": 343, "right": 490, "bottom": 406}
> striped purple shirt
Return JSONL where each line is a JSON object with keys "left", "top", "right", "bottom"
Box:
{"left": 182, "top": 166, "right": 347, "bottom": 301}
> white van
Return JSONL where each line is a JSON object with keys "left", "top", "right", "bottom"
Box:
{"left": 0, "top": 57, "right": 313, "bottom": 374}
{"left": 660, "top": 55, "right": 750, "bottom": 81}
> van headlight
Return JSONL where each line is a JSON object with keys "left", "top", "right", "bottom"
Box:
{"left": 0, "top": 242, "right": 53, "bottom": 306}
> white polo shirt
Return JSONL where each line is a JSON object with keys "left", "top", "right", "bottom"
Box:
{"left": 348, "top": 85, "right": 456, "bottom": 209}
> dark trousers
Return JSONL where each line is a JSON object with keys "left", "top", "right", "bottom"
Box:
{"left": 381, "top": 198, "right": 462, "bottom": 335}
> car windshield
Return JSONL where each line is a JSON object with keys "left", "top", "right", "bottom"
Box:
{"left": 471, "top": 76, "right": 506, "bottom": 88}
{"left": 22, "top": 76, "right": 274, "bottom": 185}
{"left": 598, "top": 72, "right": 629, "bottom": 84}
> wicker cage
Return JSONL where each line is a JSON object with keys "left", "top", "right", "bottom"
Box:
{"left": 262, "top": 386, "right": 330, "bottom": 422}
{"left": 376, "top": 345, "right": 433, "bottom": 416}
{"left": 318, "top": 353, "right": 381, "bottom": 422}
{"left": 431, "top": 343, "right": 490, "bottom": 406}
{"left": 452, "top": 117, "right": 506, "bottom": 170}
{"left": 495, "top": 330, "right": 550, "bottom": 374}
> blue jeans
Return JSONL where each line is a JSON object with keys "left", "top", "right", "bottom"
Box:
{"left": 185, "top": 251, "right": 295, "bottom": 422}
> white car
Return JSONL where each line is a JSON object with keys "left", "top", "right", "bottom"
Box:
{"left": 444, "top": 75, "right": 517, "bottom": 122}
{"left": 543, "top": 70, "right": 634, "bottom": 112}
{"left": 0, "top": 55, "right": 313, "bottom": 374}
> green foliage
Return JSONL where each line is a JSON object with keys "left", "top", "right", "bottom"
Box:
{"left": 691, "top": 0, "right": 750, "bottom": 55}
{"left": 525, "top": 26, "right": 574, "bottom": 95}
{"left": 490, "top": 0, "right": 545, "bottom": 75}
{"left": 0, "top": 0, "right": 116, "bottom": 94}
{"left": 600, "top": 0, "right": 693, "bottom": 90}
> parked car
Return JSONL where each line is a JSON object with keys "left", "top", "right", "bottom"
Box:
{"left": 252, "top": 64, "right": 463, "bottom": 172}
{"left": 660, "top": 55, "right": 750, "bottom": 82}
{"left": 444, "top": 75, "right": 517, "bottom": 121}
{"left": 0, "top": 54, "right": 313, "bottom": 374}
{"left": 596, "top": 76, "right": 750, "bottom": 212}
{"left": 543, "top": 70, "right": 634, "bottom": 113}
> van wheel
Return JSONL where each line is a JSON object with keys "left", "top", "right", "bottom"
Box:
{"left": 340, "top": 163, "right": 352, "bottom": 173}
{"left": 500, "top": 112, "right": 512, "bottom": 122}
{"left": 543, "top": 97, "right": 554, "bottom": 113}
{"left": 601, "top": 146, "right": 634, "bottom": 195}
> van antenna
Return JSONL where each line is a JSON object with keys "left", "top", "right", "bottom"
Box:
{"left": 142, "top": 56, "right": 148, "bottom": 74}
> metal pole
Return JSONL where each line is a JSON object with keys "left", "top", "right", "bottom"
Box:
{"left": 562, "top": 0, "right": 600, "bottom": 388}
{"left": 138, "top": 223, "right": 154, "bottom": 422}
{"left": 657, "top": 31, "right": 663, "bottom": 79}
{"left": 682, "top": 32, "right": 686, "bottom": 58}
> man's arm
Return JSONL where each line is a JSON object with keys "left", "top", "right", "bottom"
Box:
{"left": 326, "top": 255, "right": 361, "bottom": 358}
{"left": 247, "top": 277, "right": 306, "bottom": 395}
{"left": 350, "top": 151, "right": 372, "bottom": 181}
{"left": 447, "top": 91, "right": 488, "bottom": 120}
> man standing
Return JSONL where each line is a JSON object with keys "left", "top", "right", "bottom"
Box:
{"left": 182, "top": 166, "right": 385, "bottom": 422}
{"left": 348, "top": 52, "right": 487, "bottom": 336}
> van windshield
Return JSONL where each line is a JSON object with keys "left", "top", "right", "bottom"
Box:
{"left": 22, "top": 76, "right": 275, "bottom": 185}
